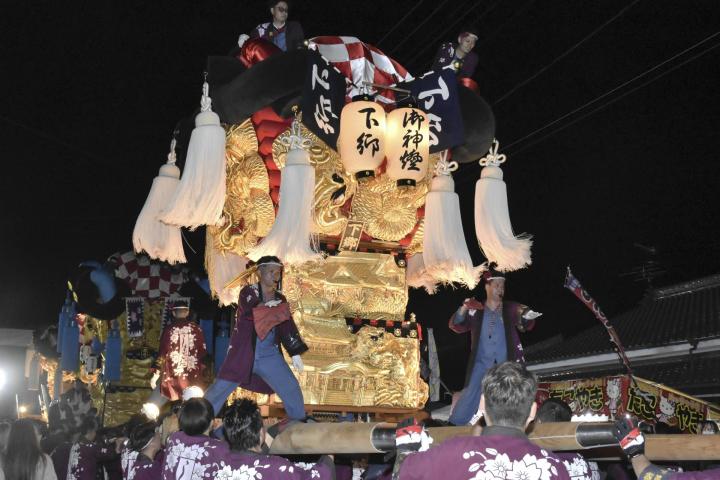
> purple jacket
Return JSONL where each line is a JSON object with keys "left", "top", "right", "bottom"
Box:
{"left": 449, "top": 300, "right": 534, "bottom": 386}
{"left": 65, "top": 440, "right": 118, "bottom": 480}
{"left": 400, "top": 426, "right": 570, "bottom": 479}
{"left": 217, "top": 284, "right": 303, "bottom": 393}
{"left": 161, "top": 431, "right": 228, "bottom": 480}
{"left": 555, "top": 452, "right": 600, "bottom": 480}
{"left": 216, "top": 450, "right": 335, "bottom": 479}
{"left": 130, "top": 449, "right": 164, "bottom": 480}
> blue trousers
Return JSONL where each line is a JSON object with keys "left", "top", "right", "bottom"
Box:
{"left": 449, "top": 363, "right": 488, "bottom": 425}
{"left": 205, "top": 353, "right": 306, "bottom": 420}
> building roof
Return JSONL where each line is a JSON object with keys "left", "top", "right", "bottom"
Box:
{"left": 526, "top": 274, "right": 720, "bottom": 364}
{"left": 536, "top": 351, "right": 720, "bottom": 400}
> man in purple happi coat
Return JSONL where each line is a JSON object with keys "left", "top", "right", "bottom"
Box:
{"left": 205, "top": 256, "right": 309, "bottom": 420}
{"left": 398, "top": 362, "right": 570, "bottom": 479}
{"left": 213, "top": 398, "right": 335, "bottom": 479}
{"left": 432, "top": 27, "right": 479, "bottom": 78}
{"left": 161, "top": 398, "right": 228, "bottom": 480}
{"left": 614, "top": 417, "right": 720, "bottom": 479}
{"left": 448, "top": 268, "right": 539, "bottom": 425}
{"left": 63, "top": 417, "right": 123, "bottom": 480}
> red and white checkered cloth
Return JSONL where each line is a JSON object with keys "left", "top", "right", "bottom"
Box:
{"left": 111, "top": 251, "right": 186, "bottom": 299}
{"left": 308, "top": 36, "right": 414, "bottom": 103}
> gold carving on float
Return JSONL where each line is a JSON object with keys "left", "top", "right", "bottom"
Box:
{"left": 273, "top": 123, "right": 353, "bottom": 236}
{"left": 283, "top": 252, "right": 427, "bottom": 408}
{"left": 211, "top": 120, "right": 275, "bottom": 256}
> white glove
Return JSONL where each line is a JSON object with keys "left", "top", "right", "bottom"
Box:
{"left": 150, "top": 371, "right": 160, "bottom": 390}
{"left": 265, "top": 299, "right": 282, "bottom": 307}
{"left": 291, "top": 355, "right": 304, "bottom": 372}
{"left": 238, "top": 33, "right": 250, "bottom": 48}
{"left": 522, "top": 309, "right": 543, "bottom": 320}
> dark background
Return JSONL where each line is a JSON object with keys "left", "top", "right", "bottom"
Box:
{"left": 1, "top": 0, "right": 719, "bottom": 391}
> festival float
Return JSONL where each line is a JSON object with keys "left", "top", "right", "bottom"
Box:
{"left": 44, "top": 32, "right": 713, "bottom": 434}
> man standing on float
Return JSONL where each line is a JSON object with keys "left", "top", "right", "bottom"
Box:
{"left": 448, "top": 267, "right": 539, "bottom": 425}
{"left": 205, "top": 256, "right": 308, "bottom": 420}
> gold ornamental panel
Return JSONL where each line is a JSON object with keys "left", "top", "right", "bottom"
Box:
{"left": 277, "top": 251, "right": 428, "bottom": 409}
{"left": 212, "top": 120, "right": 275, "bottom": 256}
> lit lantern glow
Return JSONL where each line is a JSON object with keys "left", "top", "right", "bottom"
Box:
{"left": 337, "top": 98, "right": 386, "bottom": 180}
{"left": 386, "top": 107, "right": 429, "bottom": 187}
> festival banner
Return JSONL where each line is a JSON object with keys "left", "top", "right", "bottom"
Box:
{"left": 536, "top": 375, "right": 719, "bottom": 434}
{"left": 564, "top": 268, "right": 633, "bottom": 375}
{"left": 301, "top": 49, "right": 347, "bottom": 149}
{"left": 399, "top": 67, "right": 464, "bottom": 153}
{"left": 125, "top": 298, "right": 144, "bottom": 338}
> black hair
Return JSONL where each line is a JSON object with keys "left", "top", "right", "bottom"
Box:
{"left": 79, "top": 416, "right": 99, "bottom": 436}
{"left": 3, "top": 419, "right": 46, "bottom": 480}
{"left": 699, "top": 420, "right": 719, "bottom": 434}
{"left": 255, "top": 255, "right": 282, "bottom": 266}
{"left": 128, "top": 421, "right": 157, "bottom": 452}
{"left": 481, "top": 362, "right": 537, "bottom": 428}
{"left": 178, "top": 398, "right": 214, "bottom": 436}
{"left": 267, "top": 0, "right": 290, "bottom": 9}
{"left": 535, "top": 398, "right": 572, "bottom": 423}
{"left": 222, "top": 399, "right": 263, "bottom": 451}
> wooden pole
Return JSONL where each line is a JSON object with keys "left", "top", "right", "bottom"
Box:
{"left": 268, "top": 422, "right": 720, "bottom": 460}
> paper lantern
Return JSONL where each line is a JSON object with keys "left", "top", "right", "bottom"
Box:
{"left": 337, "top": 98, "right": 386, "bottom": 180}
{"left": 386, "top": 107, "right": 430, "bottom": 187}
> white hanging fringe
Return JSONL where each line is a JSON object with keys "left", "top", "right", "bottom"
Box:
{"left": 160, "top": 80, "right": 226, "bottom": 230}
{"left": 132, "top": 139, "right": 186, "bottom": 264}
{"left": 205, "top": 235, "right": 248, "bottom": 306}
{"left": 423, "top": 152, "right": 483, "bottom": 289}
{"left": 405, "top": 253, "right": 438, "bottom": 294}
{"left": 249, "top": 118, "right": 321, "bottom": 265}
{"left": 474, "top": 140, "right": 532, "bottom": 272}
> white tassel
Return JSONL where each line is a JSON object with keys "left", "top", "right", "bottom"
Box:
{"left": 405, "top": 253, "right": 438, "bottom": 294}
{"left": 474, "top": 140, "right": 532, "bottom": 271}
{"left": 423, "top": 153, "right": 483, "bottom": 289}
{"left": 160, "top": 80, "right": 226, "bottom": 230}
{"left": 249, "top": 118, "right": 321, "bottom": 265}
{"left": 205, "top": 234, "right": 248, "bottom": 306}
{"left": 132, "top": 139, "right": 186, "bottom": 264}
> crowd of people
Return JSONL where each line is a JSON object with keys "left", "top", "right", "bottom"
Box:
{"left": 2, "top": 360, "right": 717, "bottom": 479}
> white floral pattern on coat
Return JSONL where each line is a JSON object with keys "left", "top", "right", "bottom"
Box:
{"left": 164, "top": 438, "right": 219, "bottom": 479}
{"left": 463, "top": 447, "right": 561, "bottom": 480}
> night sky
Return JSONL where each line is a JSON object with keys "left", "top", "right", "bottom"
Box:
{"left": 2, "top": 1, "right": 719, "bottom": 390}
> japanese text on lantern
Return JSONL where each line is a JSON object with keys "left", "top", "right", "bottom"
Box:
{"left": 356, "top": 108, "right": 381, "bottom": 156}
{"left": 311, "top": 64, "right": 338, "bottom": 135}
{"left": 398, "top": 110, "right": 425, "bottom": 171}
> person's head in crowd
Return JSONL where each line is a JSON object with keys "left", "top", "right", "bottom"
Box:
{"left": 0, "top": 420, "right": 10, "bottom": 453}
{"left": 123, "top": 414, "right": 148, "bottom": 439}
{"left": 80, "top": 416, "right": 99, "bottom": 442}
{"left": 535, "top": 398, "right": 572, "bottom": 423}
{"left": 268, "top": 0, "right": 289, "bottom": 25}
{"left": 457, "top": 27, "right": 479, "bottom": 54}
{"left": 179, "top": 398, "right": 215, "bottom": 437}
{"left": 2, "top": 419, "right": 47, "bottom": 480}
{"left": 223, "top": 399, "right": 265, "bottom": 452}
{"left": 698, "top": 420, "right": 719, "bottom": 435}
{"left": 172, "top": 305, "right": 190, "bottom": 321}
{"left": 128, "top": 421, "right": 161, "bottom": 453}
{"left": 479, "top": 361, "right": 538, "bottom": 429}
{"left": 482, "top": 267, "right": 506, "bottom": 303}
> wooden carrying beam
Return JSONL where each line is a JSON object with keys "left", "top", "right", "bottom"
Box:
{"left": 268, "top": 422, "right": 720, "bottom": 461}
